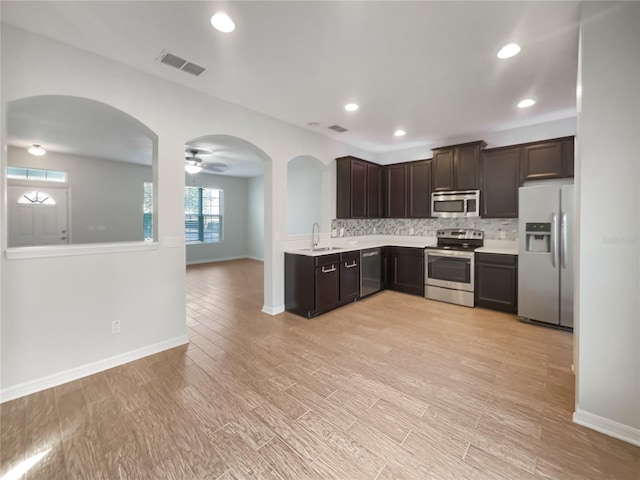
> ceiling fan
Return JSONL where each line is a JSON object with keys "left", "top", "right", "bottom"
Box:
{"left": 184, "top": 148, "right": 228, "bottom": 174}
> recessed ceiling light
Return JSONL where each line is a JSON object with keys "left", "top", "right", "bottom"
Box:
{"left": 28, "top": 144, "right": 46, "bottom": 156}
{"left": 211, "top": 12, "right": 235, "bottom": 33}
{"left": 394, "top": 129, "right": 406, "bottom": 137}
{"left": 517, "top": 98, "right": 536, "bottom": 109}
{"left": 344, "top": 103, "right": 359, "bottom": 112}
{"left": 497, "top": 43, "right": 521, "bottom": 59}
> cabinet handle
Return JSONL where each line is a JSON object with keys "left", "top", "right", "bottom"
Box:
{"left": 344, "top": 261, "right": 358, "bottom": 268}
{"left": 321, "top": 265, "right": 336, "bottom": 273}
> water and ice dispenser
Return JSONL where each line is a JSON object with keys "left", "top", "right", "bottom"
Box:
{"left": 525, "top": 222, "right": 551, "bottom": 253}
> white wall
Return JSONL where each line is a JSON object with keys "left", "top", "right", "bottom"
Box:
{"left": 7, "top": 147, "right": 151, "bottom": 244}
{"left": 287, "top": 156, "right": 325, "bottom": 235}
{"left": 184, "top": 173, "right": 248, "bottom": 264}
{"left": 247, "top": 176, "right": 264, "bottom": 261}
{"left": 0, "top": 24, "right": 358, "bottom": 398}
{"left": 574, "top": 1, "right": 640, "bottom": 444}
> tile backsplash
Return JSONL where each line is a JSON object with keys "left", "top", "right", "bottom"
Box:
{"left": 331, "top": 217, "right": 519, "bottom": 241}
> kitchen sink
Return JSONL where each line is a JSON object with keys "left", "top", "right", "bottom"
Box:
{"left": 304, "top": 247, "right": 343, "bottom": 252}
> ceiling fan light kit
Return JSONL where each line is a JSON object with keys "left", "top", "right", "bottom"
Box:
{"left": 184, "top": 148, "right": 228, "bottom": 174}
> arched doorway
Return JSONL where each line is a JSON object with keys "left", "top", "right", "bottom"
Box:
{"left": 184, "top": 134, "right": 273, "bottom": 313}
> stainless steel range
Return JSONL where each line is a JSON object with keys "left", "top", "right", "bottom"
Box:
{"left": 425, "top": 229, "right": 484, "bottom": 307}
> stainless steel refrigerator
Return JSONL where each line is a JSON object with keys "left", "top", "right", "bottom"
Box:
{"left": 518, "top": 182, "right": 574, "bottom": 328}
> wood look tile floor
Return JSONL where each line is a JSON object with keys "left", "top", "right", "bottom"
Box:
{"left": 2, "top": 258, "right": 638, "bottom": 479}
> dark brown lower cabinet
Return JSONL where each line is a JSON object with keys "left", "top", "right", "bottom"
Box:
{"left": 315, "top": 260, "right": 340, "bottom": 313}
{"left": 285, "top": 252, "right": 359, "bottom": 318}
{"left": 475, "top": 253, "right": 517, "bottom": 313}
{"left": 339, "top": 251, "right": 360, "bottom": 303}
{"left": 387, "top": 247, "right": 424, "bottom": 296}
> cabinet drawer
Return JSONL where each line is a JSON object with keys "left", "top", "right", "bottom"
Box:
{"left": 476, "top": 253, "right": 517, "bottom": 266}
{"left": 340, "top": 250, "right": 360, "bottom": 262}
{"left": 315, "top": 253, "right": 340, "bottom": 267}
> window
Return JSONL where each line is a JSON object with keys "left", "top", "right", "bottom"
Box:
{"left": 7, "top": 166, "right": 67, "bottom": 182}
{"left": 17, "top": 190, "right": 56, "bottom": 205}
{"left": 143, "top": 182, "right": 153, "bottom": 241}
{"left": 184, "top": 187, "right": 223, "bottom": 243}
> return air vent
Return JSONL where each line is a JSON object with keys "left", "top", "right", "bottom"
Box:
{"left": 158, "top": 51, "right": 206, "bottom": 77}
{"left": 328, "top": 124, "right": 348, "bottom": 133}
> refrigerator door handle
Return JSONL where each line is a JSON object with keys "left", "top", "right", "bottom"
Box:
{"left": 551, "top": 211, "right": 558, "bottom": 268}
{"left": 561, "top": 210, "right": 568, "bottom": 269}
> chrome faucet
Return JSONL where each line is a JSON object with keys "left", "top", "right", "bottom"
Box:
{"left": 311, "top": 222, "right": 320, "bottom": 250}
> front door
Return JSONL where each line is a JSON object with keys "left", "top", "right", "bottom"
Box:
{"left": 8, "top": 186, "right": 69, "bottom": 247}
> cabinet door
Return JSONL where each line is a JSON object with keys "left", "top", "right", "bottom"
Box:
{"left": 454, "top": 144, "right": 480, "bottom": 190}
{"left": 481, "top": 147, "right": 520, "bottom": 218}
{"left": 367, "top": 164, "right": 383, "bottom": 218}
{"left": 475, "top": 254, "right": 517, "bottom": 313}
{"left": 562, "top": 137, "right": 575, "bottom": 178}
{"left": 385, "top": 164, "right": 407, "bottom": 218}
{"left": 340, "top": 258, "right": 360, "bottom": 301}
{"left": 432, "top": 150, "right": 454, "bottom": 191}
{"left": 315, "top": 263, "right": 340, "bottom": 312}
{"left": 351, "top": 160, "right": 368, "bottom": 218}
{"left": 389, "top": 248, "right": 424, "bottom": 296}
{"left": 522, "top": 140, "right": 564, "bottom": 181}
{"left": 407, "top": 160, "right": 432, "bottom": 218}
{"left": 336, "top": 157, "right": 372, "bottom": 219}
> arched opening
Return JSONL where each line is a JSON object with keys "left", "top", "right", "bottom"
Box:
{"left": 5, "top": 95, "right": 158, "bottom": 247}
{"left": 286, "top": 155, "right": 329, "bottom": 236}
{"left": 184, "top": 134, "right": 273, "bottom": 313}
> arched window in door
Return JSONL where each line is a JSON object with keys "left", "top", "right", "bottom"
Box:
{"left": 17, "top": 191, "right": 57, "bottom": 205}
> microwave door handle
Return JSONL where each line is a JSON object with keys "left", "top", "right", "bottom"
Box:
{"left": 561, "top": 210, "right": 567, "bottom": 269}
{"left": 551, "top": 211, "right": 558, "bottom": 268}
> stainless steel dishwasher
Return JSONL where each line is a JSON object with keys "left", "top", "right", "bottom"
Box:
{"left": 360, "top": 248, "right": 382, "bottom": 297}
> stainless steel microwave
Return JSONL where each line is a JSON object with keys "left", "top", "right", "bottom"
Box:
{"left": 431, "top": 190, "right": 480, "bottom": 218}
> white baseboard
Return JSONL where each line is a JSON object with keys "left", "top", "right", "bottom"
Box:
{"left": 262, "top": 304, "right": 285, "bottom": 315}
{"left": 186, "top": 255, "right": 248, "bottom": 265}
{"left": 573, "top": 408, "right": 640, "bottom": 446}
{"left": 0, "top": 335, "right": 189, "bottom": 403}
{"left": 247, "top": 256, "right": 264, "bottom": 262}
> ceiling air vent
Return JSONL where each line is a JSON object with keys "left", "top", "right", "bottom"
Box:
{"left": 328, "top": 124, "right": 348, "bottom": 133}
{"left": 158, "top": 51, "right": 206, "bottom": 77}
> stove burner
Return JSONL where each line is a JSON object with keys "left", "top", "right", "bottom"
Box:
{"left": 430, "top": 228, "right": 484, "bottom": 251}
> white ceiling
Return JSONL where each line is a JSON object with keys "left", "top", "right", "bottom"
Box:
{"left": 2, "top": 1, "right": 580, "bottom": 177}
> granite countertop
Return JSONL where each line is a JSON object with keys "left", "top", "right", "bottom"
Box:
{"left": 284, "top": 236, "right": 435, "bottom": 257}
{"left": 285, "top": 236, "right": 519, "bottom": 257}
{"left": 476, "top": 240, "right": 518, "bottom": 256}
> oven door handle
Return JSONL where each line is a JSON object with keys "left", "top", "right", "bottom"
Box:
{"left": 425, "top": 249, "right": 475, "bottom": 259}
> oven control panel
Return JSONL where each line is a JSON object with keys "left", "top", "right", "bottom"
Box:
{"left": 436, "top": 229, "right": 483, "bottom": 240}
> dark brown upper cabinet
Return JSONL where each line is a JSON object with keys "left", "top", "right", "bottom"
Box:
{"left": 366, "top": 163, "right": 383, "bottom": 218}
{"left": 407, "top": 160, "right": 432, "bottom": 218}
{"left": 481, "top": 146, "right": 520, "bottom": 218}
{"left": 383, "top": 160, "right": 433, "bottom": 219}
{"left": 432, "top": 141, "right": 486, "bottom": 191}
{"left": 384, "top": 163, "right": 408, "bottom": 218}
{"left": 521, "top": 136, "right": 575, "bottom": 181}
{"left": 336, "top": 156, "right": 381, "bottom": 218}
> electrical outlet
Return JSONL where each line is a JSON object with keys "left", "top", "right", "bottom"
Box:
{"left": 373, "top": 227, "right": 377, "bottom": 234}
{"left": 331, "top": 228, "right": 337, "bottom": 237}
{"left": 409, "top": 227, "right": 415, "bottom": 235}
{"left": 112, "top": 320, "right": 121, "bottom": 334}
{"left": 499, "top": 230, "right": 506, "bottom": 239}
{"left": 339, "top": 228, "right": 345, "bottom": 237}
